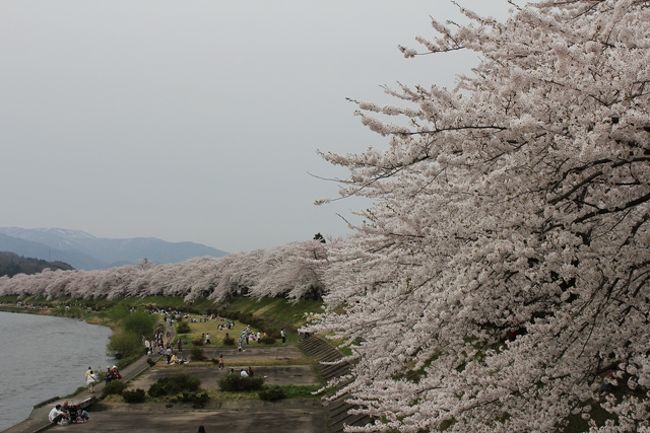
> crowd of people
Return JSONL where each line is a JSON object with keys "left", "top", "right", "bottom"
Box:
{"left": 41, "top": 307, "right": 293, "bottom": 431}
{"left": 104, "top": 365, "right": 122, "bottom": 382}
{"left": 48, "top": 401, "right": 89, "bottom": 425}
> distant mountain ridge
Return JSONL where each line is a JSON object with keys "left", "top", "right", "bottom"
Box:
{"left": 0, "top": 227, "right": 227, "bottom": 270}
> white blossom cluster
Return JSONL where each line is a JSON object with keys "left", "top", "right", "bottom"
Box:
{"left": 308, "top": 1, "right": 650, "bottom": 432}
{"left": 0, "top": 240, "right": 328, "bottom": 302}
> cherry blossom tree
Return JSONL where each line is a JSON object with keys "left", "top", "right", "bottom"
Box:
{"left": 309, "top": 1, "right": 650, "bottom": 432}
{"left": 0, "top": 240, "right": 328, "bottom": 302}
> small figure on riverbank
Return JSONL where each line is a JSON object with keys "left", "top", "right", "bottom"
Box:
{"left": 63, "top": 403, "right": 90, "bottom": 424}
{"left": 218, "top": 354, "right": 225, "bottom": 369}
{"left": 105, "top": 365, "right": 122, "bottom": 383}
{"left": 165, "top": 346, "right": 173, "bottom": 363}
{"left": 84, "top": 367, "right": 97, "bottom": 393}
{"left": 280, "top": 328, "right": 286, "bottom": 344}
{"left": 48, "top": 404, "right": 68, "bottom": 425}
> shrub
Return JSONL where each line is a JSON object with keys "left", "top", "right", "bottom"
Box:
{"left": 190, "top": 347, "right": 206, "bottom": 361}
{"left": 258, "top": 386, "right": 286, "bottom": 401}
{"left": 122, "top": 388, "right": 146, "bottom": 403}
{"left": 222, "top": 335, "right": 235, "bottom": 346}
{"left": 146, "top": 358, "right": 156, "bottom": 367}
{"left": 172, "top": 391, "right": 209, "bottom": 408}
{"left": 122, "top": 312, "right": 157, "bottom": 338}
{"left": 258, "top": 335, "right": 276, "bottom": 345}
{"left": 148, "top": 374, "right": 201, "bottom": 397}
{"left": 108, "top": 331, "right": 142, "bottom": 359}
{"left": 191, "top": 338, "right": 204, "bottom": 346}
{"left": 102, "top": 381, "right": 127, "bottom": 397}
{"left": 176, "top": 321, "right": 191, "bottom": 334}
{"left": 218, "top": 374, "right": 264, "bottom": 392}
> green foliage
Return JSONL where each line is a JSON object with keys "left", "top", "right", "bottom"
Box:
{"left": 101, "top": 304, "right": 131, "bottom": 322}
{"left": 191, "top": 338, "right": 204, "bottom": 346}
{"left": 258, "top": 385, "right": 286, "bottom": 401}
{"left": 258, "top": 335, "right": 276, "bottom": 345}
{"left": 218, "top": 374, "right": 264, "bottom": 392}
{"left": 216, "top": 297, "right": 322, "bottom": 342}
{"left": 122, "top": 388, "right": 146, "bottom": 403}
{"left": 122, "top": 311, "right": 157, "bottom": 338}
{"left": 190, "top": 347, "right": 206, "bottom": 361}
{"left": 223, "top": 335, "right": 235, "bottom": 346}
{"left": 116, "top": 353, "right": 140, "bottom": 370}
{"left": 276, "top": 384, "right": 320, "bottom": 399}
{"left": 108, "top": 331, "right": 141, "bottom": 358}
{"left": 148, "top": 374, "right": 201, "bottom": 397}
{"left": 171, "top": 391, "right": 209, "bottom": 408}
{"left": 0, "top": 251, "right": 73, "bottom": 277}
{"left": 146, "top": 358, "right": 156, "bottom": 367}
{"left": 102, "top": 381, "right": 127, "bottom": 397}
{"left": 176, "top": 321, "right": 191, "bottom": 334}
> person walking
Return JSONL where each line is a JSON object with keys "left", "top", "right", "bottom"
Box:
{"left": 84, "top": 367, "right": 97, "bottom": 393}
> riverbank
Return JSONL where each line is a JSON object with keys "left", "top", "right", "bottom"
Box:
{"left": 0, "top": 311, "right": 113, "bottom": 431}
{"left": 0, "top": 295, "right": 332, "bottom": 433}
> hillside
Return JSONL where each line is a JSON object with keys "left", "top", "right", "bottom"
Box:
{"left": 0, "top": 228, "right": 228, "bottom": 270}
{"left": 0, "top": 251, "right": 74, "bottom": 277}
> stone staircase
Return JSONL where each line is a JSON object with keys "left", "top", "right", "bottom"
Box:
{"left": 297, "top": 337, "right": 371, "bottom": 433}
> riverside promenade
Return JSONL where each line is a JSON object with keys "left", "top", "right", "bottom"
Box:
{"left": 2, "top": 354, "right": 154, "bottom": 433}
{"left": 3, "top": 345, "right": 327, "bottom": 433}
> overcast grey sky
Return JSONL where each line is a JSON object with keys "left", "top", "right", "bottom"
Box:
{"left": 0, "top": 1, "right": 510, "bottom": 253}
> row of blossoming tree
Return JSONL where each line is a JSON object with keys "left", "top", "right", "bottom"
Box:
{"left": 0, "top": 240, "right": 328, "bottom": 302}
{"left": 306, "top": 1, "right": 650, "bottom": 432}
{"left": 0, "top": 1, "right": 648, "bottom": 432}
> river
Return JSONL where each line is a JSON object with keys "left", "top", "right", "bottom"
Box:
{"left": 0, "top": 311, "right": 113, "bottom": 431}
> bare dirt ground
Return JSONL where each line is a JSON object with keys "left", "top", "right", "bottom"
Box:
{"left": 50, "top": 400, "right": 326, "bottom": 433}
{"left": 53, "top": 345, "right": 327, "bottom": 433}
{"left": 129, "top": 364, "right": 319, "bottom": 390}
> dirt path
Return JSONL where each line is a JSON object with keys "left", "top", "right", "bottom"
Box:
{"left": 50, "top": 401, "right": 325, "bottom": 433}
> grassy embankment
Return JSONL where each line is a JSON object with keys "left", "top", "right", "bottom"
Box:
{"left": 0, "top": 294, "right": 323, "bottom": 366}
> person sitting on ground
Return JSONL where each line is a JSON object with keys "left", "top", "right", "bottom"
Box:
{"left": 61, "top": 401, "right": 69, "bottom": 415}
{"left": 48, "top": 404, "right": 68, "bottom": 425}
{"left": 107, "top": 366, "right": 122, "bottom": 381}
{"left": 67, "top": 404, "right": 79, "bottom": 423}
{"left": 78, "top": 408, "right": 90, "bottom": 423}
{"left": 105, "top": 367, "right": 113, "bottom": 383}
{"left": 246, "top": 366, "right": 254, "bottom": 377}
{"left": 240, "top": 368, "right": 249, "bottom": 378}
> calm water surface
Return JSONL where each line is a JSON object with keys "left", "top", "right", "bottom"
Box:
{"left": 0, "top": 311, "right": 112, "bottom": 430}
